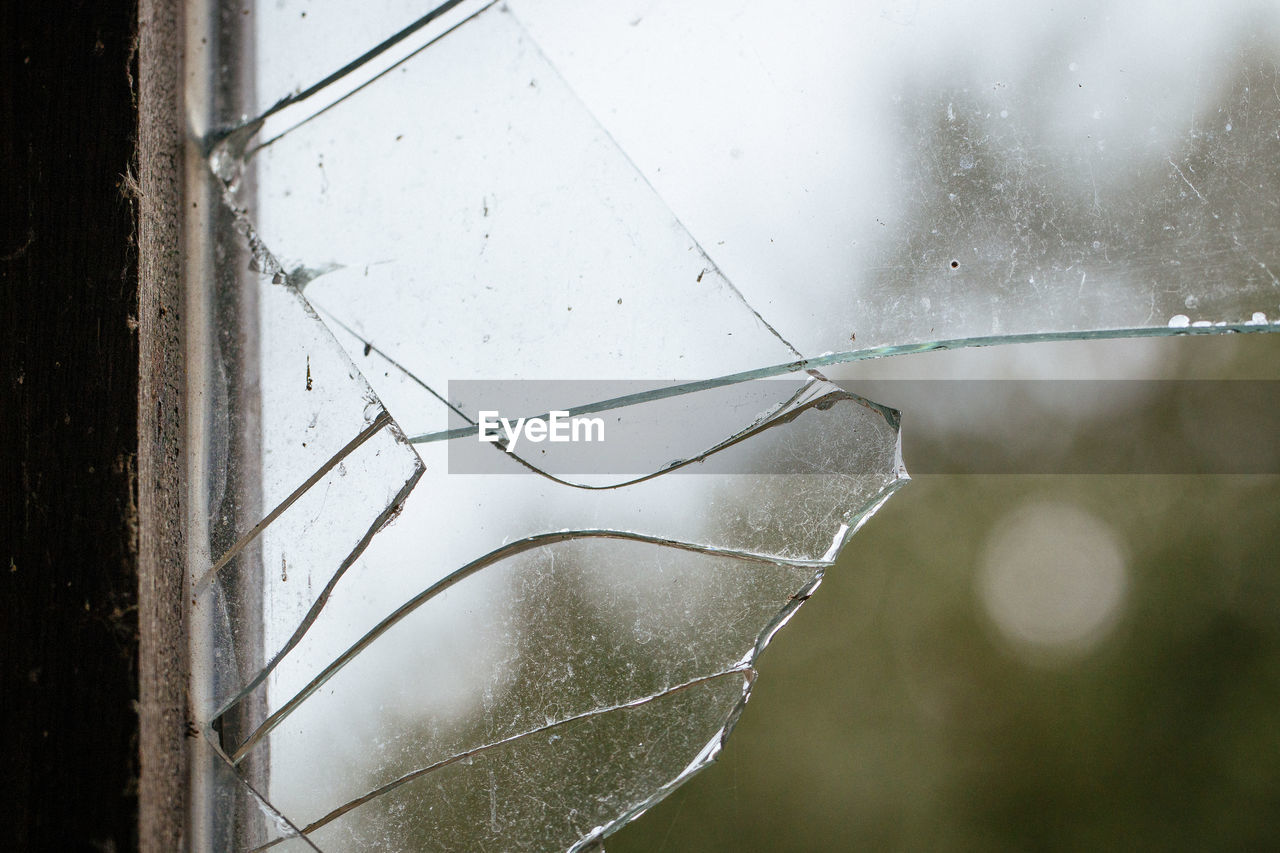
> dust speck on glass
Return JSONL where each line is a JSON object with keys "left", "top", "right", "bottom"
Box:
{"left": 184, "top": 0, "right": 1280, "bottom": 849}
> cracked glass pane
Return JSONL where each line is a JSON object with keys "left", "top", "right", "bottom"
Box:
{"left": 204, "top": 741, "right": 321, "bottom": 852}
{"left": 241, "top": 538, "right": 799, "bottom": 838}
{"left": 200, "top": 275, "right": 423, "bottom": 567}
{"left": 228, "top": 0, "right": 1280, "bottom": 411}
{"left": 510, "top": 0, "right": 1280, "bottom": 354}
{"left": 186, "top": 0, "right": 1280, "bottom": 849}
{"left": 191, "top": 257, "right": 425, "bottom": 716}
{"left": 221, "top": 1, "right": 800, "bottom": 442}
{"left": 201, "top": 416, "right": 422, "bottom": 714}
{"left": 298, "top": 670, "right": 753, "bottom": 852}
{"left": 205, "top": 382, "right": 899, "bottom": 704}
{"left": 206, "top": 381, "right": 903, "bottom": 843}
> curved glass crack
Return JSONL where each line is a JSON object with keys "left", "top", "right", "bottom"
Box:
{"left": 213, "top": 384, "right": 906, "bottom": 759}
{"left": 224, "top": 529, "right": 856, "bottom": 845}
{"left": 209, "top": 461, "right": 422, "bottom": 720}
{"left": 197, "top": 411, "right": 394, "bottom": 594}
{"left": 304, "top": 669, "right": 756, "bottom": 852}
{"left": 249, "top": 667, "right": 752, "bottom": 851}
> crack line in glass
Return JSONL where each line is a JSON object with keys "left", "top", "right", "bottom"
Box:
{"left": 195, "top": 410, "right": 394, "bottom": 595}
{"left": 245, "top": 1, "right": 499, "bottom": 158}
{"left": 207, "top": 736, "right": 326, "bottom": 852}
{"left": 247, "top": 668, "right": 752, "bottom": 851}
{"left": 210, "top": 0, "right": 493, "bottom": 153}
{"left": 285, "top": 340, "right": 871, "bottom": 488}
{"left": 210, "top": 465, "right": 425, "bottom": 721}
{"left": 502, "top": 4, "right": 807, "bottom": 360}
{"left": 223, "top": 524, "right": 884, "bottom": 764}
{"left": 405, "top": 323, "right": 1279, "bottom": 444}
{"left": 315, "top": 304, "right": 472, "bottom": 426}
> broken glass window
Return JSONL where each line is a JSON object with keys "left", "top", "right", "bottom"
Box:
{"left": 184, "top": 0, "right": 1280, "bottom": 849}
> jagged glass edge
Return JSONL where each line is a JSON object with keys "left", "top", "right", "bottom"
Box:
{"left": 574, "top": 481, "right": 907, "bottom": 850}
{"left": 248, "top": 476, "right": 907, "bottom": 849}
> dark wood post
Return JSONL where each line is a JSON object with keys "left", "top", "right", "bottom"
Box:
{"left": 1, "top": 0, "right": 187, "bottom": 849}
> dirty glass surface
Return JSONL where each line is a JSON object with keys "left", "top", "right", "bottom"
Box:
{"left": 186, "top": 0, "right": 1280, "bottom": 849}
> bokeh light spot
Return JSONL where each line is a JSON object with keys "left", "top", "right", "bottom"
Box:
{"left": 977, "top": 501, "right": 1128, "bottom": 659}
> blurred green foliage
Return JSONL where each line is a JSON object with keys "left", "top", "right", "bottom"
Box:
{"left": 611, "top": 334, "right": 1280, "bottom": 852}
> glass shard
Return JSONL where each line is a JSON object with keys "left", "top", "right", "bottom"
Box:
{"left": 212, "top": 380, "right": 903, "bottom": 753}
{"left": 201, "top": 276, "right": 424, "bottom": 571}
{"left": 202, "top": 418, "right": 423, "bottom": 714}
{"left": 230, "top": 3, "right": 799, "bottom": 438}
{"left": 296, "top": 671, "right": 753, "bottom": 852}
{"left": 245, "top": 533, "right": 775, "bottom": 844}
